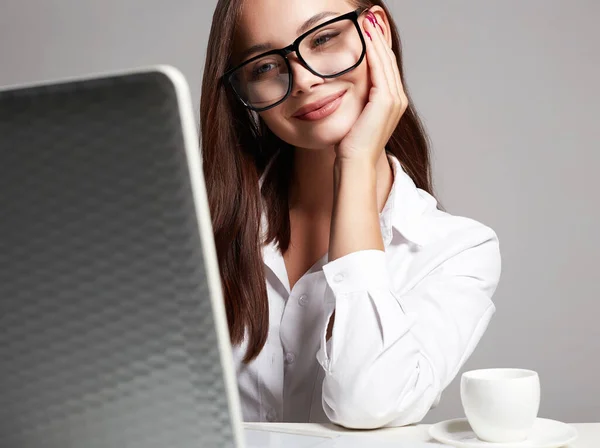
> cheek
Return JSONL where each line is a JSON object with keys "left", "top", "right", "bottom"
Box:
{"left": 332, "top": 64, "right": 370, "bottom": 126}
{"left": 257, "top": 63, "right": 373, "bottom": 148}
{"left": 259, "top": 110, "right": 290, "bottom": 140}
{"left": 352, "top": 63, "right": 371, "bottom": 104}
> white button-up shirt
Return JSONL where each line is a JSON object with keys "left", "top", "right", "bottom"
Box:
{"left": 232, "top": 154, "right": 501, "bottom": 429}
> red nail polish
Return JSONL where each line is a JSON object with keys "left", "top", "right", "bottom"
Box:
{"left": 372, "top": 16, "right": 383, "bottom": 31}
{"left": 365, "top": 30, "right": 372, "bottom": 41}
{"left": 367, "top": 12, "right": 385, "bottom": 34}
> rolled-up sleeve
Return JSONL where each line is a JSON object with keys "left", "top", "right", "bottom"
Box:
{"left": 316, "top": 228, "right": 501, "bottom": 429}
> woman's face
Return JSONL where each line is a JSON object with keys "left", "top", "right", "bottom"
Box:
{"left": 234, "top": 0, "right": 371, "bottom": 150}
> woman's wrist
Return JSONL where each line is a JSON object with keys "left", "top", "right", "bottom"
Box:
{"left": 333, "top": 156, "right": 378, "bottom": 191}
{"left": 329, "top": 155, "right": 383, "bottom": 261}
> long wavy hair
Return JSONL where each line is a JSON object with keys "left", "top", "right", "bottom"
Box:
{"left": 200, "top": 0, "right": 433, "bottom": 363}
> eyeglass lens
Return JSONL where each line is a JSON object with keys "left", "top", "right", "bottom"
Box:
{"left": 229, "top": 18, "right": 362, "bottom": 109}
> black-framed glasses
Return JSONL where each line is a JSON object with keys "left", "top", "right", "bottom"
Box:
{"left": 222, "top": 8, "right": 368, "bottom": 112}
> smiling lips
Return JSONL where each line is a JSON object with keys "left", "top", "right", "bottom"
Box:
{"left": 292, "top": 90, "right": 347, "bottom": 121}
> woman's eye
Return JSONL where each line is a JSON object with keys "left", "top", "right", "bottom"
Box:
{"left": 252, "top": 62, "right": 277, "bottom": 76}
{"left": 312, "top": 33, "right": 338, "bottom": 48}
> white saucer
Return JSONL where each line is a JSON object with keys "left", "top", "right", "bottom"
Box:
{"left": 429, "top": 418, "right": 578, "bottom": 448}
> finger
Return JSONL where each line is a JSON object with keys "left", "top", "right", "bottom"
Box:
{"left": 361, "top": 16, "right": 388, "bottom": 94}
{"left": 383, "top": 39, "right": 408, "bottom": 112}
{"left": 373, "top": 13, "right": 408, "bottom": 117}
{"left": 365, "top": 13, "right": 396, "bottom": 98}
{"left": 368, "top": 13, "right": 401, "bottom": 100}
{"left": 383, "top": 33, "right": 404, "bottom": 101}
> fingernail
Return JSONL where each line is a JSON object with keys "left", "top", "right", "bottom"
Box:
{"left": 365, "top": 30, "right": 372, "bottom": 41}
{"left": 367, "top": 12, "right": 385, "bottom": 34}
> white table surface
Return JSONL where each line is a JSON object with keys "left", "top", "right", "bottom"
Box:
{"left": 244, "top": 422, "right": 598, "bottom": 448}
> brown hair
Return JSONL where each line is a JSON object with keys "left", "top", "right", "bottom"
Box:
{"left": 200, "top": 0, "right": 433, "bottom": 363}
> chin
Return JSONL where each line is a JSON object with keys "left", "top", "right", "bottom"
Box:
{"left": 294, "top": 111, "right": 358, "bottom": 150}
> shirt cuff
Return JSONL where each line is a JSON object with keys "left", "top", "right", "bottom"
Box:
{"left": 322, "top": 249, "right": 391, "bottom": 295}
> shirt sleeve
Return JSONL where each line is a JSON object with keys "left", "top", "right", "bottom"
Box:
{"left": 316, "top": 227, "right": 501, "bottom": 429}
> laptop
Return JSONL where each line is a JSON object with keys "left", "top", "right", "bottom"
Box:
{"left": 0, "top": 66, "right": 446, "bottom": 448}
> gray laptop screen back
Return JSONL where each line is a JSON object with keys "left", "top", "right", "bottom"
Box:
{"left": 0, "top": 71, "right": 237, "bottom": 448}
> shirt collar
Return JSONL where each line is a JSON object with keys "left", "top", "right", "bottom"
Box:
{"left": 379, "top": 153, "right": 434, "bottom": 247}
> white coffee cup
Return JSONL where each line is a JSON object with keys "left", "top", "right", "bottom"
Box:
{"left": 460, "top": 368, "right": 540, "bottom": 443}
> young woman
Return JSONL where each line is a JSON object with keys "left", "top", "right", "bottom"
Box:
{"left": 200, "top": 0, "right": 501, "bottom": 429}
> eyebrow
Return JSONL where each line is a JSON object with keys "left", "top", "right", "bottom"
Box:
{"left": 237, "top": 11, "right": 339, "bottom": 63}
{"left": 297, "top": 11, "right": 339, "bottom": 35}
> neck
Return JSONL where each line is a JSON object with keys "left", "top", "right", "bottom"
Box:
{"left": 288, "top": 146, "right": 394, "bottom": 217}
{"left": 288, "top": 146, "right": 336, "bottom": 216}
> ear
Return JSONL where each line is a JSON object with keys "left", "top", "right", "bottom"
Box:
{"left": 365, "top": 6, "right": 393, "bottom": 49}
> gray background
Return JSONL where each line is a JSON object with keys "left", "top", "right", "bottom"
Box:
{"left": 1, "top": 0, "right": 598, "bottom": 424}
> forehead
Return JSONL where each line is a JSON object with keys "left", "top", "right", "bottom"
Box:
{"left": 236, "top": 0, "right": 355, "bottom": 52}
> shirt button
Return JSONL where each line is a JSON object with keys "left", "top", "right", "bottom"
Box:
{"left": 333, "top": 273, "right": 345, "bottom": 283}
{"left": 266, "top": 409, "right": 277, "bottom": 422}
{"left": 298, "top": 294, "right": 308, "bottom": 306}
{"left": 285, "top": 352, "right": 296, "bottom": 364}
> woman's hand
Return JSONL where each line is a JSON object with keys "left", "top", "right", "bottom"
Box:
{"left": 335, "top": 10, "right": 408, "bottom": 167}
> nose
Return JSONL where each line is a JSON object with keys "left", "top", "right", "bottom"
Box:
{"left": 288, "top": 55, "right": 325, "bottom": 96}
